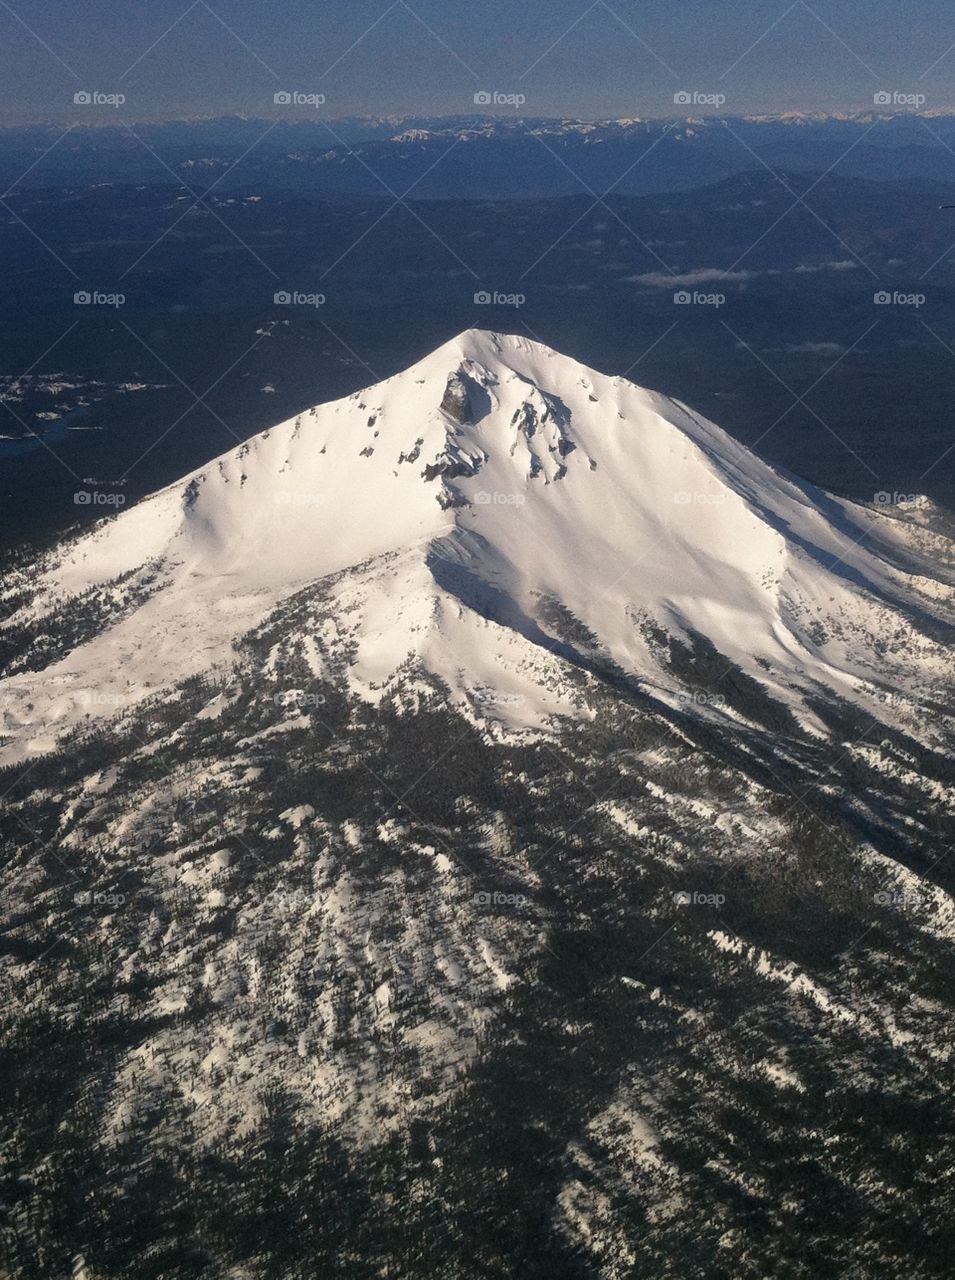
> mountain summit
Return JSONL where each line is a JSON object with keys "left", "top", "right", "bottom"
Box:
{"left": 5, "top": 332, "right": 955, "bottom": 1278}
{"left": 1, "top": 329, "right": 953, "bottom": 759}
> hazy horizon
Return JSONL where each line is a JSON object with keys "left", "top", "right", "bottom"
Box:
{"left": 2, "top": 0, "right": 955, "bottom": 124}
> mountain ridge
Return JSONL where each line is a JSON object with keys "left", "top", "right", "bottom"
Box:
{"left": 4, "top": 332, "right": 955, "bottom": 1279}
{"left": 1, "top": 329, "right": 952, "bottom": 763}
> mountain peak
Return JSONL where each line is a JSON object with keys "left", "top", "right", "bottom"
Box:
{"left": 1, "top": 333, "right": 952, "bottom": 760}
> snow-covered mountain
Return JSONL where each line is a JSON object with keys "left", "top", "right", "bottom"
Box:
{"left": 4, "top": 332, "right": 955, "bottom": 1278}
{"left": 2, "top": 329, "right": 953, "bottom": 761}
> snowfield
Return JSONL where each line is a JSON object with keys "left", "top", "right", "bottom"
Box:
{"left": 1, "top": 328, "right": 953, "bottom": 760}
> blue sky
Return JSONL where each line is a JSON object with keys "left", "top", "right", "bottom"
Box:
{"left": 2, "top": 0, "right": 954, "bottom": 123}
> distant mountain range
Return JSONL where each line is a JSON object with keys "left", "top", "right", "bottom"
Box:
{"left": 7, "top": 111, "right": 955, "bottom": 196}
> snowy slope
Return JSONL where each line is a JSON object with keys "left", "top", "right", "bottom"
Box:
{"left": 1, "top": 329, "right": 953, "bottom": 760}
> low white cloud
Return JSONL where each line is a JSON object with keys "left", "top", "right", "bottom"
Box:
{"left": 629, "top": 261, "right": 859, "bottom": 288}
{"left": 771, "top": 341, "right": 846, "bottom": 355}
{"left": 792, "top": 260, "right": 858, "bottom": 273}
{"left": 628, "top": 267, "right": 757, "bottom": 288}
